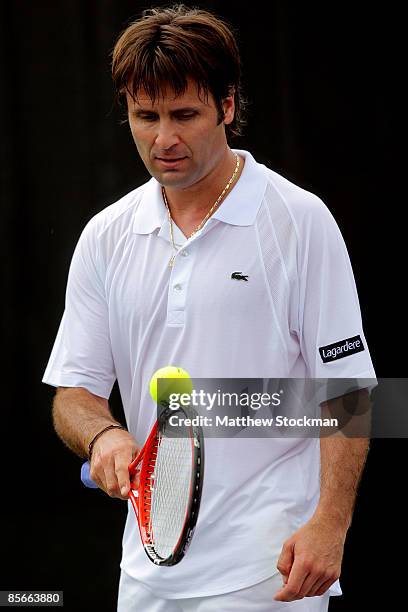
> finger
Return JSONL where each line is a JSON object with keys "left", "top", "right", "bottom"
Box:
{"left": 103, "top": 457, "right": 123, "bottom": 498}
{"left": 89, "top": 457, "right": 107, "bottom": 490}
{"left": 304, "top": 575, "right": 329, "bottom": 597}
{"left": 276, "top": 541, "right": 294, "bottom": 583}
{"left": 274, "top": 559, "right": 308, "bottom": 602}
{"left": 296, "top": 573, "right": 321, "bottom": 599}
{"left": 114, "top": 457, "right": 132, "bottom": 498}
{"left": 310, "top": 578, "right": 334, "bottom": 597}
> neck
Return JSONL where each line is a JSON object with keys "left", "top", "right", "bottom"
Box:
{"left": 163, "top": 148, "right": 244, "bottom": 224}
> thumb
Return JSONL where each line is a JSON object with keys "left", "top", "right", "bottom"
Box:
{"left": 277, "top": 541, "right": 294, "bottom": 583}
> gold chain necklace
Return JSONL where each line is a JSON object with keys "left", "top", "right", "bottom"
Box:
{"left": 162, "top": 153, "right": 240, "bottom": 269}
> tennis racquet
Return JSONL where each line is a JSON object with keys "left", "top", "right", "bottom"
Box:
{"left": 82, "top": 404, "right": 204, "bottom": 566}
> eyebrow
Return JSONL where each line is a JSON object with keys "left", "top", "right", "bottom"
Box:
{"left": 130, "top": 106, "right": 200, "bottom": 116}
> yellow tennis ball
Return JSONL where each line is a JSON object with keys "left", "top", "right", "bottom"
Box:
{"left": 149, "top": 366, "right": 193, "bottom": 405}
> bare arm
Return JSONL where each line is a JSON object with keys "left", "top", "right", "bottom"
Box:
{"left": 53, "top": 387, "right": 138, "bottom": 499}
{"left": 53, "top": 386, "right": 118, "bottom": 458}
{"left": 275, "top": 390, "right": 371, "bottom": 602}
{"left": 314, "top": 435, "right": 369, "bottom": 529}
{"left": 314, "top": 387, "right": 371, "bottom": 526}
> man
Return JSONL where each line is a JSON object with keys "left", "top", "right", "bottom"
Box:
{"left": 43, "top": 5, "right": 376, "bottom": 611}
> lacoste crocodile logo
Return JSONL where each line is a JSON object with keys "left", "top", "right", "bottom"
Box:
{"left": 231, "top": 271, "right": 249, "bottom": 281}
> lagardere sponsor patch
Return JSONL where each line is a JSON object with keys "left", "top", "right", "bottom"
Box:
{"left": 319, "top": 335, "right": 364, "bottom": 363}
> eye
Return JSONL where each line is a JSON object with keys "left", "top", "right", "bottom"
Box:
{"left": 176, "top": 112, "right": 197, "bottom": 120}
{"left": 140, "top": 113, "right": 157, "bottom": 122}
{"left": 132, "top": 112, "right": 157, "bottom": 122}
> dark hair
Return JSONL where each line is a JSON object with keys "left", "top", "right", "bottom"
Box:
{"left": 111, "top": 4, "right": 246, "bottom": 137}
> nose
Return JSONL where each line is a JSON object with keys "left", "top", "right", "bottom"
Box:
{"left": 154, "top": 119, "right": 180, "bottom": 151}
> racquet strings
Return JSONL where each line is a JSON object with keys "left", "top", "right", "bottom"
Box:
{"left": 148, "top": 420, "right": 193, "bottom": 559}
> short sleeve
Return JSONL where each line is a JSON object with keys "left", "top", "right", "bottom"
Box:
{"left": 297, "top": 199, "right": 376, "bottom": 380}
{"left": 42, "top": 218, "right": 116, "bottom": 398}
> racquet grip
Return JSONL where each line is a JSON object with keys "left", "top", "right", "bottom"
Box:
{"left": 81, "top": 461, "right": 98, "bottom": 488}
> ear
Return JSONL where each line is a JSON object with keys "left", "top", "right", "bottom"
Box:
{"left": 222, "top": 87, "right": 236, "bottom": 125}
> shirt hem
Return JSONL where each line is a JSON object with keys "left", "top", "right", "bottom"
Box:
{"left": 42, "top": 371, "right": 113, "bottom": 399}
{"left": 120, "top": 565, "right": 342, "bottom": 599}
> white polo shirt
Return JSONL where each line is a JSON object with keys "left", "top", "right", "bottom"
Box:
{"left": 43, "top": 150, "right": 375, "bottom": 598}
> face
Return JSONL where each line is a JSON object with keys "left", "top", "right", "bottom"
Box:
{"left": 126, "top": 79, "right": 235, "bottom": 190}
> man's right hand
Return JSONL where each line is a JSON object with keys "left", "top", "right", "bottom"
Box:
{"left": 89, "top": 428, "right": 139, "bottom": 500}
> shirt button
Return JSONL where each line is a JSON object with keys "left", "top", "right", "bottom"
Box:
{"left": 174, "top": 283, "right": 183, "bottom": 291}
{"left": 180, "top": 250, "right": 189, "bottom": 257}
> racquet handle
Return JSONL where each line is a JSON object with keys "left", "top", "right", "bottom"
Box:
{"left": 80, "top": 462, "right": 138, "bottom": 501}
{"left": 81, "top": 461, "right": 98, "bottom": 488}
{"left": 81, "top": 460, "right": 139, "bottom": 516}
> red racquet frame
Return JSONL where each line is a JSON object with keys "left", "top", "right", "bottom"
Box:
{"left": 127, "top": 407, "right": 204, "bottom": 566}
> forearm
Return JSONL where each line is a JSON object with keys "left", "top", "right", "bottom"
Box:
{"left": 52, "top": 386, "right": 121, "bottom": 458}
{"left": 275, "top": 416, "right": 369, "bottom": 602}
{"left": 314, "top": 435, "right": 370, "bottom": 531}
{"left": 275, "top": 432, "right": 365, "bottom": 602}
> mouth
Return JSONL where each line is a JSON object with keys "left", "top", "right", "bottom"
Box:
{"left": 155, "top": 157, "right": 188, "bottom": 169}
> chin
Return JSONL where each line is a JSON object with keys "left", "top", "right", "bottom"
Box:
{"left": 157, "top": 172, "right": 193, "bottom": 189}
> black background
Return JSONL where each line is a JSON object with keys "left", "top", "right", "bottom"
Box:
{"left": 1, "top": 1, "right": 404, "bottom": 610}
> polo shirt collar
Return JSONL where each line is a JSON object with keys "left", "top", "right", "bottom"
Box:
{"left": 132, "top": 176, "right": 166, "bottom": 234}
{"left": 132, "top": 149, "right": 267, "bottom": 235}
{"left": 211, "top": 149, "right": 267, "bottom": 226}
